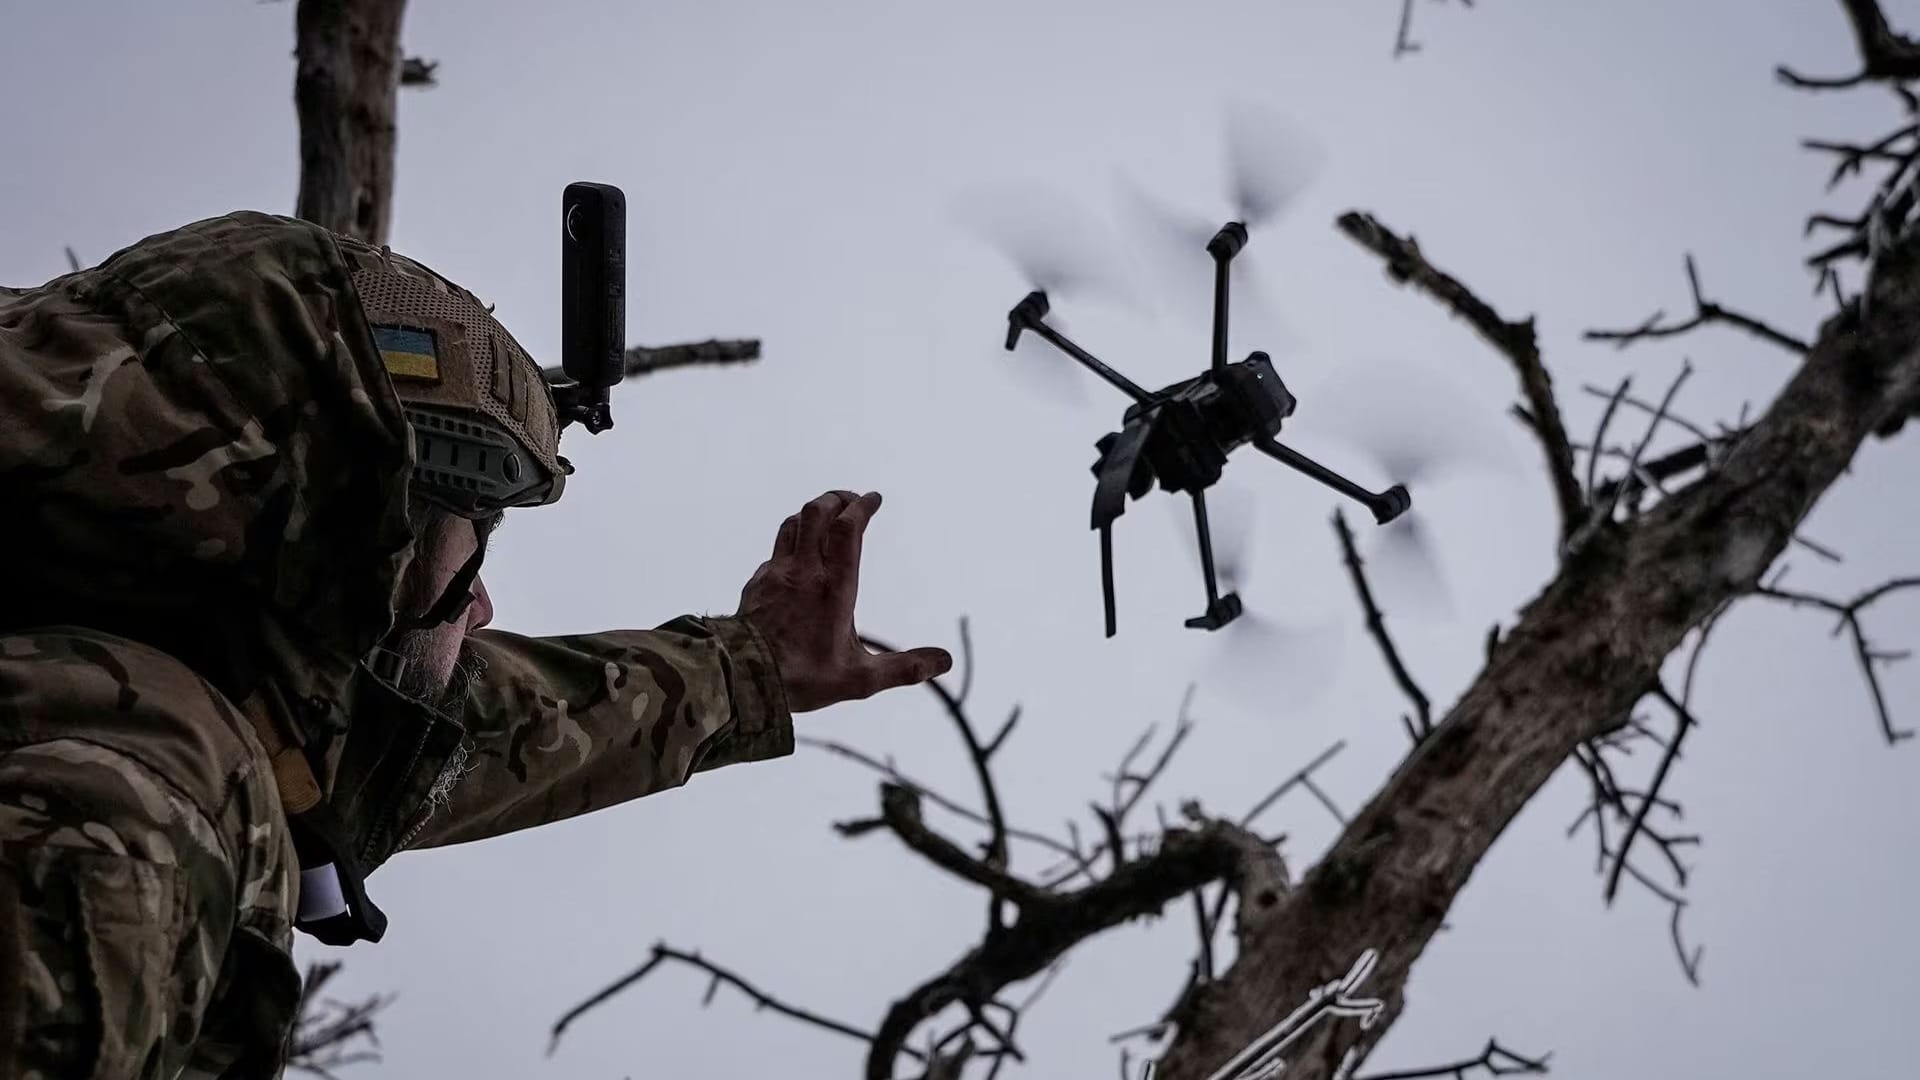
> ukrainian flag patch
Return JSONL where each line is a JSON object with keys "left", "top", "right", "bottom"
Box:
{"left": 374, "top": 325, "right": 441, "bottom": 381}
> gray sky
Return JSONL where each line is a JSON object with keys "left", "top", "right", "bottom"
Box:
{"left": 6, "top": 1, "right": 1919, "bottom": 1077}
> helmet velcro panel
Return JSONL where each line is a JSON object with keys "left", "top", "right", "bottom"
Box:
{"left": 336, "top": 241, "right": 566, "bottom": 495}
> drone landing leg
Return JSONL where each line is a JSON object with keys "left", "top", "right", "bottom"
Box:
{"left": 1183, "top": 490, "right": 1243, "bottom": 631}
{"left": 1099, "top": 523, "right": 1119, "bottom": 638}
{"left": 1254, "top": 438, "right": 1412, "bottom": 524}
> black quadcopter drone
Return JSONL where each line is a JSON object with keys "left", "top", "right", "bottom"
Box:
{"left": 1001, "top": 220, "right": 1412, "bottom": 638}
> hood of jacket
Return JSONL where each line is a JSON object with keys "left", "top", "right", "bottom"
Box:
{"left": 1, "top": 210, "right": 421, "bottom": 751}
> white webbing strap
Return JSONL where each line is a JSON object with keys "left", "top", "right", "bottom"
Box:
{"left": 298, "top": 863, "right": 350, "bottom": 923}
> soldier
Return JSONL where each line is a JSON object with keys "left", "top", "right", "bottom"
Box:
{"left": 0, "top": 210, "right": 952, "bottom": 1078}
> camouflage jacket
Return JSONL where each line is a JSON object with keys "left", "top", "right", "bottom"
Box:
{"left": 0, "top": 212, "right": 793, "bottom": 1078}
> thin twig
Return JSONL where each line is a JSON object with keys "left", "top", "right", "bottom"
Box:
{"left": 1042, "top": 693, "right": 1201, "bottom": 888}
{"left": 1583, "top": 377, "right": 1633, "bottom": 500}
{"left": 1580, "top": 383, "right": 1718, "bottom": 447}
{"left": 864, "top": 626, "right": 1012, "bottom": 870}
{"left": 1356, "top": 1037, "right": 1552, "bottom": 1080}
{"left": 287, "top": 961, "right": 390, "bottom": 1079}
{"left": 548, "top": 943, "right": 918, "bottom": 1060}
{"left": 1573, "top": 362, "right": 1693, "bottom": 552}
{"left": 1239, "top": 741, "right": 1349, "bottom": 829}
{"left": 797, "top": 735, "right": 1085, "bottom": 867}
{"left": 984, "top": 963, "right": 1068, "bottom": 1080}
{"left": 1754, "top": 576, "right": 1920, "bottom": 743}
{"left": 1603, "top": 686, "right": 1699, "bottom": 905}
{"left": 1583, "top": 254, "right": 1810, "bottom": 355}
{"left": 1335, "top": 509, "right": 1431, "bottom": 743}
{"left": 1393, "top": 0, "right": 1473, "bottom": 59}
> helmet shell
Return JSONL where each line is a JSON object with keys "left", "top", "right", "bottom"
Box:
{"left": 336, "top": 237, "right": 567, "bottom": 514}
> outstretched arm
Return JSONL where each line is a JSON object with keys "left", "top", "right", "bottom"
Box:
{"left": 400, "top": 613, "right": 791, "bottom": 850}
{"left": 401, "top": 490, "right": 951, "bottom": 850}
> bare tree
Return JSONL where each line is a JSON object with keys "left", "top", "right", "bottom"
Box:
{"left": 546, "top": 4, "right": 1920, "bottom": 1079}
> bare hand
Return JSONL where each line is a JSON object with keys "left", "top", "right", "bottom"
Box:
{"left": 736, "top": 490, "right": 953, "bottom": 713}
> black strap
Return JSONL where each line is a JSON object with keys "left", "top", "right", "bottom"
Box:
{"left": 388, "top": 543, "right": 486, "bottom": 635}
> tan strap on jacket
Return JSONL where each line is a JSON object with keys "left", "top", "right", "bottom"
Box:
{"left": 239, "top": 693, "right": 323, "bottom": 816}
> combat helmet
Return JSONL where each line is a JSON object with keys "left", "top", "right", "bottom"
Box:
{"left": 333, "top": 236, "right": 572, "bottom": 522}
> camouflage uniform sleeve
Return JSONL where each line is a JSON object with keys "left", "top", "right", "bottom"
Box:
{"left": 401, "top": 614, "right": 793, "bottom": 849}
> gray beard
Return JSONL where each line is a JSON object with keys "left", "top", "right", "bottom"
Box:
{"left": 376, "top": 631, "right": 487, "bottom": 844}
{"left": 381, "top": 628, "right": 485, "bottom": 722}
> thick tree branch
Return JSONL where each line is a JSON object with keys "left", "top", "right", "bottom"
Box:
{"left": 293, "top": 0, "right": 411, "bottom": 245}
{"left": 878, "top": 783, "right": 1050, "bottom": 905}
{"left": 1149, "top": 200, "right": 1920, "bottom": 1079}
{"left": 1777, "top": 0, "right": 1920, "bottom": 89}
{"left": 1337, "top": 211, "right": 1585, "bottom": 538}
{"left": 542, "top": 339, "right": 765, "bottom": 387}
{"left": 625, "top": 337, "right": 761, "bottom": 375}
{"left": 866, "top": 813, "right": 1281, "bottom": 1080}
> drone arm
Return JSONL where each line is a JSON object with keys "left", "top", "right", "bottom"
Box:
{"left": 1253, "top": 437, "right": 1411, "bottom": 524}
{"left": 1207, "top": 223, "right": 1248, "bottom": 372}
{"left": 1007, "top": 293, "right": 1155, "bottom": 404}
{"left": 1030, "top": 321, "right": 1155, "bottom": 405}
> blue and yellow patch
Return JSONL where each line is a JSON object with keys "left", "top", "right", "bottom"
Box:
{"left": 374, "top": 325, "right": 441, "bottom": 381}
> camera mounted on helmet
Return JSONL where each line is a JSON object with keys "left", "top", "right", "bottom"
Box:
{"left": 551, "top": 182, "right": 627, "bottom": 434}
{"left": 335, "top": 181, "right": 630, "bottom": 630}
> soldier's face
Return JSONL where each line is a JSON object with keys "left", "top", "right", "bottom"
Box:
{"left": 386, "top": 512, "right": 496, "bottom": 706}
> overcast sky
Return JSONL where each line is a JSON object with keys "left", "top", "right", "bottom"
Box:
{"left": 6, "top": 1, "right": 1919, "bottom": 1078}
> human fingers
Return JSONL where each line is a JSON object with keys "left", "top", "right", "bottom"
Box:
{"left": 823, "top": 491, "right": 882, "bottom": 580}
{"left": 773, "top": 511, "right": 800, "bottom": 559}
{"left": 794, "top": 490, "right": 858, "bottom": 561}
{"left": 856, "top": 645, "right": 954, "bottom": 698}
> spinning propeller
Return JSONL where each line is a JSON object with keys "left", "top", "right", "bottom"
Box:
{"left": 1294, "top": 357, "right": 1518, "bottom": 620}
{"left": 1119, "top": 100, "right": 1324, "bottom": 343}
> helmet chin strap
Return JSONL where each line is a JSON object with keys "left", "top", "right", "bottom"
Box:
{"left": 389, "top": 543, "right": 486, "bottom": 635}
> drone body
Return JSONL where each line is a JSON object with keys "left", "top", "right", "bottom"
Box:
{"left": 1002, "top": 222, "right": 1412, "bottom": 637}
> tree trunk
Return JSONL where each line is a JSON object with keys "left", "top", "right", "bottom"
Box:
{"left": 294, "top": 0, "right": 409, "bottom": 245}
{"left": 1152, "top": 231, "right": 1920, "bottom": 1079}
